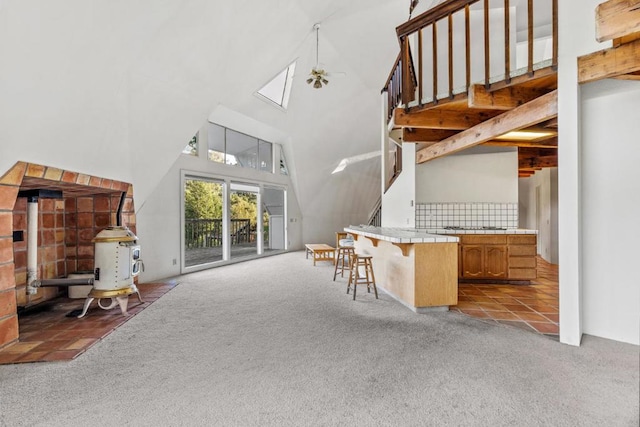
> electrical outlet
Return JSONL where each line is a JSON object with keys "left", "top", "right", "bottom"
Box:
{"left": 172, "top": 258, "right": 177, "bottom": 265}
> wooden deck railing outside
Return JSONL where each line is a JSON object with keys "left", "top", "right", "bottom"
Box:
{"left": 185, "top": 218, "right": 255, "bottom": 248}
{"left": 382, "top": 0, "right": 558, "bottom": 121}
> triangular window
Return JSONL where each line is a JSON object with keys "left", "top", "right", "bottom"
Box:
{"left": 256, "top": 61, "right": 296, "bottom": 110}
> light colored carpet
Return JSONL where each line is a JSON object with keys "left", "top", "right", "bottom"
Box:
{"left": 0, "top": 251, "right": 638, "bottom": 426}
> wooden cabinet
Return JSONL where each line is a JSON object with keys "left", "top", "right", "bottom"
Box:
{"left": 457, "top": 234, "right": 536, "bottom": 282}
{"left": 461, "top": 244, "right": 507, "bottom": 278}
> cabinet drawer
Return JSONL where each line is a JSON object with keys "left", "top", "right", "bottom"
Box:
{"left": 509, "top": 257, "right": 537, "bottom": 268}
{"left": 460, "top": 235, "right": 507, "bottom": 244}
{"left": 509, "top": 245, "right": 536, "bottom": 256}
{"left": 508, "top": 268, "right": 537, "bottom": 279}
{"left": 508, "top": 235, "right": 536, "bottom": 245}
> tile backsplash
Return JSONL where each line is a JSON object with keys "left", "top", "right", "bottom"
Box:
{"left": 415, "top": 202, "right": 518, "bottom": 229}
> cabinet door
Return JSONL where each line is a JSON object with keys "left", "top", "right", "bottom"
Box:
{"left": 461, "top": 245, "right": 484, "bottom": 278}
{"left": 484, "top": 245, "right": 508, "bottom": 278}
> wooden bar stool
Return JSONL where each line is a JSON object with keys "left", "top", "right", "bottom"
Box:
{"left": 347, "top": 253, "right": 378, "bottom": 300}
{"left": 333, "top": 245, "right": 354, "bottom": 281}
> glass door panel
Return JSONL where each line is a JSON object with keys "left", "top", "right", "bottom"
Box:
{"left": 184, "top": 177, "right": 224, "bottom": 267}
{"left": 263, "top": 187, "right": 285, "bottom": 252}
{"left": 230, "top": 182, "right": 259, "bottom": 259}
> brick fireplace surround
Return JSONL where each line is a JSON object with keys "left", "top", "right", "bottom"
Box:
{"left": 0, "top": 161, "right": 137, "bottom": 349}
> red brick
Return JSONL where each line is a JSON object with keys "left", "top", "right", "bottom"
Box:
{"left": 12, "top": 212, "right": 26, "bottom": 230}
{"left": 89, "top": 176, "right": 102, "bottom": 187}
{"left": 65, "top": 213, "right": 77, "bottom": 228}
{"left": 42, "top": 213, "right": 55, "bottom": 229}
{"left": 0, "top": 162, "right": 27, "bottom": 186}
{"left": 0, "top": 212, "right": 12, "bottom": 237}
{"left": 61, "top": 171, "right": 78, "bottom": 183}
{"left": 77, "top": 245, "right": 94, "bottom": 258}
{"left": 43, "top": 167, "right": 63, "bottom": 181}
{"left": 12, "top": 250, "right": 26, "bottom": 270}
{"left": 0, "top": 315, "right": 19, "bottom": 348}
{"left": 0, "top": 263, "right": 15, "bottom": 291}
{"left": 0, "top": 186, "right": 19, "bottom": 210}
{"left": 94, "top": 196, "right": 110, "bottom": 212}
{"left": 95, "top": 213, "right": 110, "bottom": 228}
{"left": 64, "top": 198, "right": 76, "bottom": 212}
{"left": 0, "top": 290, "right": 17, "bottom": 318}
{"left": 13, "top": 197, "right": 26, "bottom": 212}
{"left": 78, "top": 229, "right": 94, "bottom": 243}
{"left": 76, "top": 174, "right": 91, "bottom": 185}
{"left": 77, "top": 213, "right": 93, "bottom": 228}
{"left": 25, "top": 163, "right": 45, "bottom": 178}
{"left": 42, "top": 230, "right": 55, "bottom": 245}
{"left": 77, "top": 197, "right": 93, "bottom": 213}
{"left": 0, "top": 238, "right": 13, "bottom": 264}
{"left": 41, "top": 198, "right": 55, "bottom": 212}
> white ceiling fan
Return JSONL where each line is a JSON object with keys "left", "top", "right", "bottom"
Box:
{"left": 307, "top": 23, "right": 344, "bottom": 89}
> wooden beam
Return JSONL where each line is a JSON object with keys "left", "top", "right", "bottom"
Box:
{"left": 468, "top": 84, "right": 550, "bottom": 110}
{"left": 402, "top": 128, "right": 459, "bottom": 142}
{"left": 613, "top": 70, "right": 640, "bottom": 80}
{"left": 578, "top": 38, "right": 640, "bottom": 83}
{"left": 485, "top": 136, "right": 558, "bottom": 148}
{"left": 394, "top": 108, "right": 502, "bottom": 130}
{"left": 519, "top": 147, "right": 558, "bottom": 169}
{"left": 596, "top": 0, "right": 640, "bottom": 42}
{"left": 416, "top": 90, "right": 558, "bottom": 163}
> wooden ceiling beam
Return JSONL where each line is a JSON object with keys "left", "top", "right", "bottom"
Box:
{"left": 485, "top": 136, "right": 558, "bottom": 148}
{"left": 416, "top": 90, "right": 558, "bottom": 164}
{"left": 468, "top": 85, "right": 550, "bottom": 110}
{"left": 613, "top": 70, "right": 640, "bottom": 80}
{"left": 394, "top": 108, "right": 502, "bottom": 130}
{"left": 519, "top": 156, "right": 558, "bottom": 168}
{"left": 596, "top": 0, "right": 640, "bottom": 42}
{"left": 402, "top": 128, "right": 459, "bottom": 142}
{"left": 578, "top": 37, "right": 640, "bottom": 83}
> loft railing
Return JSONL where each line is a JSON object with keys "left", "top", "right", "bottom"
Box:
{"left": 382, "top": 0, "right": 558, "bottom": 121}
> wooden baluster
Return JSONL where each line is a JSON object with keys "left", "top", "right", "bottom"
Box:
{"left": 401, "top": 37, "right": 414, "bottom": 105}
{"left": 465, "top": 4, "right": 470, "bottom": 91}
{"left": 418, "top": 29, "right": 423, "bottom": 106}
{"left": 448, "top": 13, "right": 454, "bottom": 98}
{"left": 484, "top": 0, "right": 490, "bottom": 88}
{"left": 505, "top": 0, "right": 511, "bottom": 83}
{"left": 433, "top": 22, "right": 438, "bottom": 103}
{"left": 552, "top": 0, "right": 558, "bottom": 70}
{"left": 528, "top": 0, "right": 534, "bottom": 76}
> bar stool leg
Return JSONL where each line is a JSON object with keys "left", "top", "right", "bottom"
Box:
{"left": 367, "top": 258, "right": 378, "bottom": 299}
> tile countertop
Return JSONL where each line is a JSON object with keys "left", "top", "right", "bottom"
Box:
{"left": 344, "top": 226, "right": 459, "bottom": 244}
{"left": 345, "top": 226, "right": 538, "bottom": 244}
{"left": 421, "top": 228, "right": 538, "bottom": 235}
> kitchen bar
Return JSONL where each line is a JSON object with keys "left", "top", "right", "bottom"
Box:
{"left": 344, "top": 226, "right": 459, "bottom": 313}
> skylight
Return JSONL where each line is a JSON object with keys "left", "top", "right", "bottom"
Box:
{"left": 256, "top": 61, "right": 296, "bottom": 110}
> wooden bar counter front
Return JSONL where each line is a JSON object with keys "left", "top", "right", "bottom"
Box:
{"left": 344, "top": 227, "right": 459, "bottom": 312}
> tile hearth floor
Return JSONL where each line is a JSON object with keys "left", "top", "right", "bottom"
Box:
{"left": 451, "top": 257, "right": 559, "bottom": 338}
{"left": 0, "top": 282, "right": 176, "bottom": 364}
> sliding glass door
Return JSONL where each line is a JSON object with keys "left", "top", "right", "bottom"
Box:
{"left": 182, "top": 174, "right": 287, "bottom": 271}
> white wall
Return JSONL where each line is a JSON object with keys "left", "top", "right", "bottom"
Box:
{"left": 580, "top": 79, "right": 640, "bottom": 345}
{"left": 519, "top": 168, "right": 558, "bottom": 263}
{"left": 416, "top": 147, "right": 518, "bottom": 203}
{"left": 382, "top": 143, "right": 416, "bottom": 228}
{"left": 137, "top": 119, "right": 303, "bottom": 282}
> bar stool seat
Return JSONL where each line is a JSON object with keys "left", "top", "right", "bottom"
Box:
{"left": 347, "top": 253, "right": 378, "bottom": 300}
{"left": 333, "top": 245, "right": 355, "bottom": 281}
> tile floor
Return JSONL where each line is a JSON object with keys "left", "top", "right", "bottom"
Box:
{"left": 0, "top": 282, "right": 176, "bottom": 364}
{"left": 451, "top": 257, "right": 559, "bottom": 338}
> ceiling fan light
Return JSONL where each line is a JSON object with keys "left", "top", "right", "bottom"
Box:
{"left": 306, "top": 77, "right": 313, "bottom": 84}
{"left": 322, "top": 78, "right": 329, "bottom": 85}
{"left": 313, "top": 80, "right": 322, "bottom": 89}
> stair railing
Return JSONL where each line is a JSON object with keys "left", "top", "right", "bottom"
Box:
{"left": 382, "top": 0, "right": 558, "bottom": 122}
